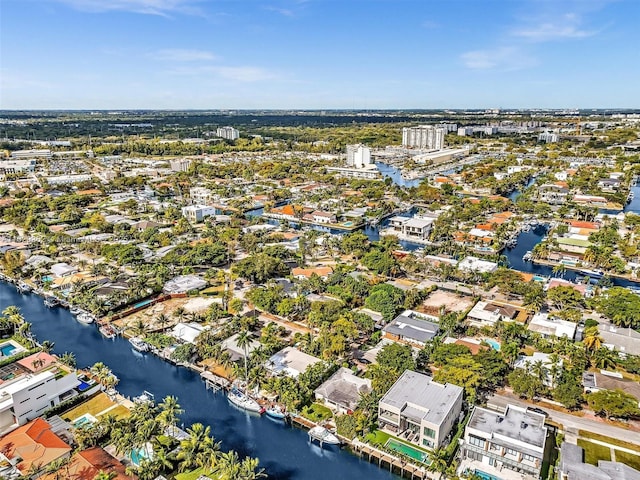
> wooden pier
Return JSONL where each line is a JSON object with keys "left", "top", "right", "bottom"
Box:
{"left": 351, "top": 439, "right": 435, "bottom": 480}
{"left": 201, "top": 371, "right": 230, "bottom": 392}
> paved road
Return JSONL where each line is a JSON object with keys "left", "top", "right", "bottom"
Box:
{"left": 488, "top": 392, "right": 640, "bottom": 446}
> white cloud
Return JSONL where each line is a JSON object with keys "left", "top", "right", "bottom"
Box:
{"left": 265, "top": 6, "right": 295, "bottom": 17}
{"left": 53, "top": 0, "right": 202, "bottom": 16}
{"left": 512, "top": 13, "right": 596, "bottom": 41}
{"left": 153, "top": 49, "right": 217, "bottom": 62}
{"left": 461, "top": 47, "right": 536, "bottom": 71}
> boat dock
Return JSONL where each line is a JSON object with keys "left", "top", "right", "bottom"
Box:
{"left": 351, "top": 439, "right": 434, "bottom": 480}
{"left": 201, "top": 371, "right": 230, "bottom": 392}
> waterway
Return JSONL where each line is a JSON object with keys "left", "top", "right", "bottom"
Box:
{"left": 0, "top": 283, "right": 397, "bottom": 480}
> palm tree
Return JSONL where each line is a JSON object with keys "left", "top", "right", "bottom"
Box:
{"left": 58, "top": 351, "right": 77, "bottom": 368}
{"left": 176, "top": 422, "right": 214, "bottom": 472}
{"left": 426, "top": 447, "right": 448, "bottom": 474}
{"left": 583, "top": 326, "right": 603, "bottom": 352}
{"left": 592, "top": 347, "right": 618, "bottom": 369}
{"left": 93, "top": 471, "right": 117, "bottom": 480}
{"left": 157, "top": 395, "right": 184, "bottom": 436}
{"left": 235, "top": 330, "right": 254, "bottom": 384}
{"left": 156, "top": 313, "right": 170, "bottom": 331}
{"left": 44, "top": 456, "right": 71, "bottom": 480}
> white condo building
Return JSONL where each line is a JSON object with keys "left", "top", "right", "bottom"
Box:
{"left": 346, "top": 144, "right": 372, "bottom": 168}
{"left": 402, "top": 126, "right": 446, "bottom": 150}
{"left": 217, "top": 126, "right": 240, "bottom": 140}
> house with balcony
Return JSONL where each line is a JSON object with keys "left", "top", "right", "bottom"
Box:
{"left": 459, "top": 404, "right": 548, "bottom": 480}
{"left": 378, "top": 370, "right": 463, "bottom": 450}
{"left": 0, "top": 352, "right": 80, "bottom": 433}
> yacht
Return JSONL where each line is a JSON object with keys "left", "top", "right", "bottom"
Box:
{"left": 522, "top": 251, "right": 533, "bottom": 261}
{"left": 308, "top": 426, "right": 341, "bottom": 446}
{"left": 129, "top": 337, "right": 150, "bottom": 352}
{"left": 77, "top": 312, "right": 95, "bottom": 324}
{"left": 578, "top": 268, "right": 604, "bottom": 279}
{"left": 16, "top": 281, "right": 31, "bottom": 294}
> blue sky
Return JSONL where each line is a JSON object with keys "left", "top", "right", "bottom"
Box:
{"left": 1, "top": 0, "right": 638, "bottom": 109}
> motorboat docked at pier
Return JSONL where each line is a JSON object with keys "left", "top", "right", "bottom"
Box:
{"left": 43, "top": 296, "right": 59, "bottom": 308}
{"left": 129, "top": 337, "right": 150, "bottom": 352}
{"left": 16, "top": 281, "right": 31, "bottom": 293}
{"left": 578, "top": 268, "right": 604, "bottom": 279}
{"left": 76, "top": 312, "right": 95, "bottom": 324}
{"left": 522, "top": 251, "right": 533, "bottom": 261}
{"left": 99, "top": 324, "right": 118, "bottom": 339}
{"left": 227, "top": 388, "right": 263, "bottom": 413}
{"left": 308, "top": 425, "right": 341, "bottom": 446}
{"left": 265, "top": 405, "right": 287, "bottom": 420}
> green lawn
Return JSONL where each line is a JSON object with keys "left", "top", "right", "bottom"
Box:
{"left": 300, "top": 403, "right": 333, "bottom": 423}
{"left": 364, "top": 429, "right": 392, "bottom": 447}
{"left": 175, "top": 467, "right": 211, "bottom": 480}
{"left": 615, "top": 450, "right": 640, "bottom": 471}
{"left": 578, "top": 430, "right": 640, "bottom": 452}
{"left": 577, "top": 439, "right": 611, "bottom": 465}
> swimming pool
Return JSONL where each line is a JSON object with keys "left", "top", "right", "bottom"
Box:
{"left": 77, "top": 380, "right": 92, "bottom": 392}
{"left": 474, "top": 469, "right": 501, "bottom": 480}
{"left": 130, "top": 446, "right": 153, "bottom": 466}
{"left": 483, "top": 338, "right": 501, "bottom": 351}
{"left": 0, "top": 344, "right": 17, "bottom": 357}
{"left": 133, "top": 299, "right": 153, "bottom": 309}
{"left": 385, "top": 438, "right": 430, "bottom": 464}
{"left": 73, "top": 413, "right": 97, "bottom": 428}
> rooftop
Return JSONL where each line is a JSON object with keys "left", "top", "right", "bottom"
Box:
{"left": 468, "top": 405, "right": 547, "bottom": 450}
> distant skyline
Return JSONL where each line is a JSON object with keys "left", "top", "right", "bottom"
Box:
{"left": 1, "top": 0, "right": 639, "bottom": 110}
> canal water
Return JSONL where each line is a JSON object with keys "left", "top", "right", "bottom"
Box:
{"left": 0, "top": 283, "right": 397, "bottom": 480}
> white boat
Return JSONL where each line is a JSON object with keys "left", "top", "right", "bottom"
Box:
{"left": 129, "top": 337, "right": 150, "bottom": 352}
{"left": 70, "top": 306, "right": 82, "bottom": 315}
{"left": 578, "top": 269, "right": 604, "bottom": 279}
{"left": 16, "top": 281, "right": 31, "bottom": 293}
{"left": 308, "top": 426, "right": 340, "bottom": 446}
{"left": 522, "top": 251, "right": 533, "bottom": 261}
{"left": 265, "top": 406, "right": 287, "bottom": 420}
{"left": 43, "top": 296, "right": 59, "bottom": 308}
{"left": 99, "top": 324, "right": 117, "bottom": 339}
{"left": 134, "top": 390, "right": 155, "bottom": 404}
{"left": 227, "top": 388, "right": 263, "bottom": 413}
{"left": 77, "top": 312, "right": 95, "bottom": 324}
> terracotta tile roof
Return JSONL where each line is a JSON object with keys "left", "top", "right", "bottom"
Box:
{"left": 566, "top": 220, "right": 599, "bottom": 230}
{"left": 39, "top": 447, "right": 135, "bottom": 480}
{"left": 17, "top": 352, "right": 57, "bottom": 372}
{"left": 0, "top": 418, "right": 71, "bottom": 473}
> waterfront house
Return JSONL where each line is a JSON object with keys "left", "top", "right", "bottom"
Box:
{"left": 163, "top": 275, "right": 207, "bottom": 294}
{"left": 0, "top": 353, "right": 79, "bottom": 432}
{"left": 314, "top": 367, "right": 372, "bottom": 414}
{"left": 457, "top": 256, "right": 498, "bottom": 274}
{"left": 221, "top": 333, "right": 261, "bottom": 362}
{"left": 558, "top": 442, "right": 640, "bottom": 480}
{"left": 459, "top": 404, "right": 548, "bottom": 480}
{"left": 0, "top": 418, "right": 71, "bottom": 477}
{"left": 382, "top": 310, "right": 439, "bottom": 348}
{"left": 378, "top": 370, "right": 463, "bottom": 449}
{"left": 266, "top": 347, "right": 322, "bottom": 378}
{"left": 537, "top": 183, "right": 570, "bottom": 205}
{"left": 39, "top": 446, "right": 134, "bottom": 480}
{"left": 170, "top": 322, "right": 209, "bottom": 345}
{"left": 386, "top": 215, "right": 434, "bottom": 242}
